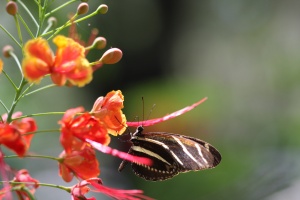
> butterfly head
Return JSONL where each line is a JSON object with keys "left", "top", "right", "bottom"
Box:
{"left": 132, "top": 125, "right": 144, "bottom": 137}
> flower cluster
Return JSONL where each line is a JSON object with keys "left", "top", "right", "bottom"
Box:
{"left": 22, "top": 36, "right": 92, "bottom": 87}
{"left": 58, "top": 90, "right": 126, "bottom": 182}
{"left": 0, "top": 1, "right": 208, "bottom": 200}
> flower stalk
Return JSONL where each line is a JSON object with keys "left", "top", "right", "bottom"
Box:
{"left": 0, "top": 1, "right": 208, "bottom": 199}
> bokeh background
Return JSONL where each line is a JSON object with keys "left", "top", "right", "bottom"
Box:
{"left": 1, "top": 0, "right": 300, "bottom": 199}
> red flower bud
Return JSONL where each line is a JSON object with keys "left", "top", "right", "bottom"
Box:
{"left": 99, "top": 48, "right": 122, "bottom": 64}
{"left": 6, "top": 1, "right": 18, "bottom": 16}
{"left": 2, "top": 45, "right": 14, "bottom": 58}
{"left": 77, "top": 3, "right": 89, "bottom": 15}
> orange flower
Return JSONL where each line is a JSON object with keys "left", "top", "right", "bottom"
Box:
{"left": 91, "top": 90, "right": 127, "bottom": 136}
{"left": 59, "top": 107, "right": 110, "bottom": 154}
{"left": 58, "top": 145, "right": 100, "bottom": 182}
{"left": 0, "top": 112, "right": 37, "bottom": 157}
{"left": 22, "top": 36, "right": 92, "bottom": 87}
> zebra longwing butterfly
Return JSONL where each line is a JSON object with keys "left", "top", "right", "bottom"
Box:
{"left": 118, "top": 126, "right": 221, "bottom": 181}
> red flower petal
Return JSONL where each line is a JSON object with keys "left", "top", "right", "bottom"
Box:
{"left": 0, "top": 112, "right": 37, "bottom": 157}
{"left": 59, "top": 107, "right": 110, "bottom": 154}
{"left": 91, "top": 90, "right": 127, "bottom": 136}
{"left": 52, "top": 35, "right": 92, "bottom": 87}
{"left": 59, "top": 145, "right": 100, "bottom": 182}
{"left": 22, "top": 38, "right": 54, "bottom": 83}
{"left": 86, "top": 139, "right": 152, "bottom": 167}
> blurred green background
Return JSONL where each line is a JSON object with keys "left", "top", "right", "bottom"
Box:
{"left": 1, "top": 0, "right": 300, "bottom": 199}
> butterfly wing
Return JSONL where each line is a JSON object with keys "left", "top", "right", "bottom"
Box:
{"left": 128, "top": 132, "right": 221, "bottom": 181}
{"left": 157, "top": 132, "right": 222, "bottom": 171}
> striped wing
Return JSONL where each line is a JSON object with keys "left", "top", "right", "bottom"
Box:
{"left": 127, "top": 132, "right": 221, "bottom": 181}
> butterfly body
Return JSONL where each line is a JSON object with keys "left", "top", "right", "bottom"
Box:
{"left": 118, "top": 126, "right": 221, "bottom": 181}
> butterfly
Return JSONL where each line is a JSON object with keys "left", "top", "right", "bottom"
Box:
{"left": 118, "top": 125, "right": 221, "bottom": 181}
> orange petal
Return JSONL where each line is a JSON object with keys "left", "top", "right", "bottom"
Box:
{"left": 22, "top": 38, "right": 54, "bottom": 83}
{"left": 59, "top": 146, "right": 100, "bottom": 182}
{"left": 59, "top": 160, "right": 74, "bottom": 182}
{"left": 52, "top": 35, "right": 92, "bottom": 87}
{"left": 0, "top": 125, "right": 28, "bottom": 157}
{"left": 91, "top": 90, "right": 127, "bottom": 136}
{"left": 0, "top": 113, "right": 37, "bottom": 157}
{"left": 91, "top": 90, "right": 124, "bottom": 112}
{"left": 59, "top": 108, "right": 111, "bottom": 154}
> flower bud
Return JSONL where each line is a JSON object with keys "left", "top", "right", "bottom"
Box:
{"left": 96, "top": 4, "right": 108, "bottom": 14}
{"left": 99, "top": 48, "right": 122, "bottom": 64}
{"left": 6, "top": 1, "right": 18, "bottom": 16}
{"left": 77, "top": 3, "right": 89, "bottom": 15}
{"left": 2, "top": 45, "right": 14, "bottom": 58}
{"left": 92, "top": 37, "right": 106, "bottom": 49}
{"left": 47, "top": 17, "right": 57, "bottom": 28}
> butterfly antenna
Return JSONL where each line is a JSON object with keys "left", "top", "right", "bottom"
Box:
{"left": 147, "top": 103, "right": 156, "bottom": 122}
{"left": 142, "top": 97, "right": 145, "bottom": 122}
{"left": 142, "top": 96, "right": 156, "bottom": 123}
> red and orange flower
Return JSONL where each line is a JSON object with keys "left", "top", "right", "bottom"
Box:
{"left": 59, "top": 90, "right": 127, "bottom": 154}
{"left": 22, "top": 35, "right": 92, "bottom": 87}
{"left": 58, "top": 90, "right": 127, "bottom": 182}
{"left": 59, "top": 145, "right": 100, "bottom": 182}
{"left": 0, "top": 112, "right": 37, "bottom": 157}
{"left": 59, "top": 107, "right": 111, "bottom": 154}
{"left": 91, "top": 90, "right": 127, "bottom": 136}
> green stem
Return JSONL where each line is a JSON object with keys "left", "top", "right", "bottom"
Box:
{"left": 17, "top": 0, "right": 39, "bottom": 28}
{"left": 3, "top": 181, "right": 71, "bottom": 193}
{"left": 0, "top": 100, "right": 9, "bottom": 114}
{"left": 0, "top": 24, "right": 21, "bottom": 48}
{"left": 4, "top": 154, "right": 61, "bottom": 162}
{"left": 42, "top": 20, "right": 54, "bottom": 35}
{"left": 23, "top": 84, "right": 56, "bottom": 97}
{"left": 6, "top": 79, "right": 28, "bottom": 122}
{"left": 17, "top": 13, "right": 35, "bottom": 39}
{"left": 43, "top": 7, "right": 102, "bottom": 39}
{"left": 13, "top": 186, "right": 35, "bottom": 200}
{"left": 9, "top": 50, "right": 23, "bottom": 76}
{"left": 37, "top": 182, "right": 71, "bottom": 193}
{"left": 14, "top": 13, "right": 23, "bottom": 47}
{"left": 17, "top": 83, "right": 35, "bottom": 101}
{"left": 44, "top": 0, "right": 77, "bottom": 18}
{"left": 11, "top": 112, "right": 66, "bottom": 120}
{"left": 36, "top": 0, "right": 48, "bottom": 36}
{"left": 24, "top": 129, "right": 60, "bottom": 136}
{"left": 89, "top": 60, "right": 103, "bottom": 66}
{"left": 46, "top": 13, "right": 78, "bottom": 40}
{"left": 1, "top": 70, "right": 18, "bottom": 91}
